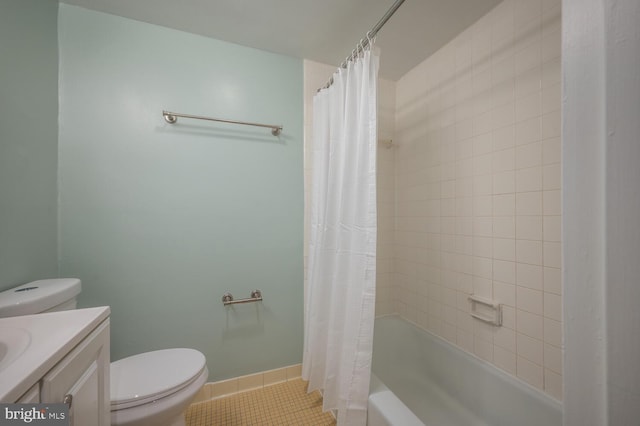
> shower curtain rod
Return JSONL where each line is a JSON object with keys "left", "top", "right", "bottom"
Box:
{"left": 318, "top": 0, "right": 407, "bottom": 91}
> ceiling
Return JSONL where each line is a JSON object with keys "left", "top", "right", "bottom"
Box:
{"left": 60, "top": 0, "right": 502, "bottom": 81}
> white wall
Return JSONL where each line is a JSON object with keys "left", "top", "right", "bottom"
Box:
{"left": 563, "top": 0, "right": 640, "bottom": 424}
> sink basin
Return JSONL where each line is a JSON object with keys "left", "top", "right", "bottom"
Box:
{"left": 0, "top": 326, "right": 31, "bottom": 371}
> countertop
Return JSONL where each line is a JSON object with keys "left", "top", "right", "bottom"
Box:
{"left": 0, "top": 306, "right": 110, "bottom": 402}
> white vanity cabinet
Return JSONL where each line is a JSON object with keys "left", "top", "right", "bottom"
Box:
{"left": 0, "top": 307, "right": 111, "bottom": 425}
{"left": 16, "top": 384, "right": 40, "bottom": 403}
{"left": 40, "top": 319, "right": 110, "bottom": 426}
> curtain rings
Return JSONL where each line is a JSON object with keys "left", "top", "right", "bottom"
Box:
{"left": 366, "top": 31, "right": 374, "bottom": 49}
{"left": 344, "top": 31, "right": 375, "bottom": 68}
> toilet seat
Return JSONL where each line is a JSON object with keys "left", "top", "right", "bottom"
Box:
{"left": 110, "top": 348, "right": 206, "bottom": 411}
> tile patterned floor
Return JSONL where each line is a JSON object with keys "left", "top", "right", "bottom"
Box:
{"left": 186, "top": 379, "right": 336, "bottom": 425}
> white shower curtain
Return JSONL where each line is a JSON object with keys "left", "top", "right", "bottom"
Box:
{"left": 302, "top": 47, "right": 379, "bottom": 425}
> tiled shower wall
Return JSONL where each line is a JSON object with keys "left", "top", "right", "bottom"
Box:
{"left": 303, "top": 0, "right": 561, "bottom": 402}
{"left": 393, "top": 0, "right": 562, "bottom": 399}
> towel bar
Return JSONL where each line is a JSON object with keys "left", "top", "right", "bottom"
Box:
{"left": 222, "top": 290, "right": 263, "bottom": 306}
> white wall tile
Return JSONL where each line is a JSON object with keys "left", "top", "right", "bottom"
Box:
{"left": 494, "top": 345, "right": 517, "bottom": 374}
{"left": 517, "top": 262, "right": 543, "bottom": 290}
{"left": 542, "top": 0, "right": 561, "bottom": 13}
{"left": 473, "top": 256, "right": 493, "bottom": 279}
{"left": 516, "top": 116, "right": 542, "bottom": 146}
{"left": 543, "top": 215, "right": 561, "bottom": 241}
{"left": 515, "top": 66, "right": 542, "bottom": 98}
{"left": 473, "top": 276, "right": 493, "bottom": 298}
{"left": 473, "top": 110, "right": 493, "bottom": 136}
{"left": 517, "top": 286, "right": 544, "bottom": 314}
{"left": 474, "top": 196, "right": 493, "bottom": 216}
{"left": 493, "top": 171, "right": 516, "bottom": 194}
{"left": 543, "top": 267, "right": 562, "bottom": 295}
{"left": 474, "top": 68, "right": 492, "bottom": 95}
{"left": 542, "top": 110, "right": 561, "bottom": 139}
{"left": 517, "top": 356, "right": 544, "bottom": 390}
{"left": 494, "top": 281, "right": 516, "bottom": 307}
{"left": 517, "top": 332, "right": 544, "bottom": 364}
{"left": 544, "top": 292, "right": 562, "bottom": 321}
{"left": 544, "top": 317, "right": 562, "bottom": 347}
{"left": 502, "top": 305, "right": 517, "bottom": 329}
{"left": 543, "top": 241, "right": 561, "bottom": 268}
{"left": 544, "top": 343, "right": 563, "bottom": 374}
{"left": 473, "top": 236, "right": 493, "bottom": 258}
{"left": 516, "top": 216, "right": 543, "bottom": 241}
{"left": 542, "top": 57, "right": 561, "bottom": 88}
{"left": 492, "top": 79, "right": 515, "bottom": 107}
{"left": 516, "top": 166, "right": 543, "bottom": 192}
{"left": 388, "top": 0, "right": 561, "bottom": 400}
{"left": 542, "top": 83, "right": 561, "bottom": 114}
{"left": 494, "top": 259, "right": 516, "bottom": 284}
{"left": 517, "top": 309, "right": 544, "bottom": 340}
{"left": 514, "top": 40, "right": 541, "bottom": 75}
{"left": 541, "top": 28, "right": 561, "bottom": 63}
{"left": 543, "top": 163, "right": 561, "bottom": 190}
{"left": 494, "top": 238, "right": 516, "bottom": 261}
{"left": 516, "top": 239, "right": 543, "bottom": 265}
{"left": 543, "top": 190, "right": 561, "bottom": 215}
{"left": 494, "top": 216, "right": 516, "bottom": 238}
{"left": 514, "top": 0, "right": 542, "bottom": 28}
{"left": 474, "top": 337, "right": 494, "bottom": 362}
{"left": 516, "top": 141, "right": 543, "bottom": 169}
{"left": 493, "top": 194, "right": 516, "bottom": 216}
{"left": 493, "top": 125, "right": 516, "bottom": 151}
{"left": 542, "top": 137, "right": 561, "bottom": 165}
{"left": 515, "top": 91, "right": 541, "bottom": 123}
{"left": 542, "top": 4, "right": 561, "bottom": 35}
{"left": 456, "top": 118, "right": 474, "bottom": 141}
{"left": 493, "top": 148, "right": 516, "bottom": 172}
{"left": 516, "top": 191, "right": 543, "bottom": 216}
{"left": 473, "top": 132, "right": 493, "bottom": 155}
{"left": 544, "top": 368, "right": 563, "bottom": 400}
{"left": 474, "top": 155, "right": 493, "bottom": 176}
{"left": 457, "top": 329, "right": 474, "bottom": 353}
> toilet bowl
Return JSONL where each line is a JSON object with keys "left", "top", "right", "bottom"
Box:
{"left": 111, "top": 348, "right": 208, "bottom": 426}
{"left": 0, "top": 279, "right": 208, "bottom": 426}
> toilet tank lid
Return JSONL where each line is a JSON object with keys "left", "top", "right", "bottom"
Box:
{"left": 0, "top": 278, "right": 81, "bottom": 318}
{"left": 110, "top": 348, "right": 207, "bottom": 408}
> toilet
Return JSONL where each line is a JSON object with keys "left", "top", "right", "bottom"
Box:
{"left": 0, "top": 278, "right": 208, "bottom": 426}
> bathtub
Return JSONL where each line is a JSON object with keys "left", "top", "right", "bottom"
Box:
{"left": 368, "top": 315, "right": 562, "bottom": 426}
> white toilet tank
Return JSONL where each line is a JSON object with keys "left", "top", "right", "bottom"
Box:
{"left": 0, "top": 278, "right": 81, "bottom": 318}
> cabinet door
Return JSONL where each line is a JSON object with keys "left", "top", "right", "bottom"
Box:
{"left": 64, "top": 359, "right": 100, "bottom": 425}
{"left": 41, "top": 319, "right": 110, "bottom": 426}
{"left": 16, "top": 384, "right": 40, "bottom": 403}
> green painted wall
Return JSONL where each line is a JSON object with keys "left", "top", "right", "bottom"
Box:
{"left": 58, "top": 5, "right": 304, "bottom": 380}
{"left": 0, "top": 0, "right": 59, "bottom": 291}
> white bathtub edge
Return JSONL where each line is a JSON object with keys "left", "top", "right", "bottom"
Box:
{"left": 368, "top": 391, "right": 424, "bottom": 426}
{"left": 368, "top": 374, "right": 424, "bottom": 426}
